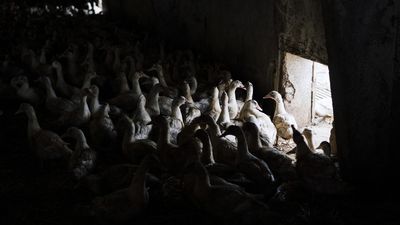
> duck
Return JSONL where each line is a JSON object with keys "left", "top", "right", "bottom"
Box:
{"left": 168, "top": 96, "right": 187, "bottom": 143}
{"left": 53, "top": 89, "right": 91, "bottom": 128}
{"left": 237, "top": 81, "right": 253, "bottom": 112}
{"left": 90, "top": 154, "right": 158, "bottom": 224}
{"left": 220, "top": 125, "right": 276, "bottom": 188}
{"left": 121, "top": 115, "right": 157, "bottom": 164}
{"left": 52, "top": 60, "right": 81, "bottom": 100}
{"left": 316, "top": 141, "right": 331, "bottom": 157}
{"left": 227, "top": 80, "right": 245, "bottom": 119}
{"left": 15, "top": 103, "right": 72, "bottom": 165}
{"left": 206, "top": 87, "right": 221, "bottom": 122}
{"left": 145, "top": 83, "right": 163, "bottom": 117}
{"left": 302, "top": 127, "right": 328, "bottom": 156}
{"left": 62, "top": 127, "right": 97, "bottom": 179}
{"left": 191, "top": 115, "right": 237, "bottom": 167}
{"left": 89, "top": 103, "right": 117, "bottom": 150}
{"left": 10, "top": 75, "right": 41, "bottom": 105}
{"left": 40, "top": 76, "right": 76, "bottom": 116}
{"left": 263, "top": 90, "right": 298, "bottom": 141}
{"left": 242, "top": 121, "right": 296, "bottom": 183}
{"left": 182, "top": 161, "right": 282, "bottom": 225}
{"left": 108, "top": 71, "right": 147, "bottom": 111}
{"left": 147, "top": 63, "right": 178, "bottom": 98}
{"left": 239, "top": 100, "right": 277, "bottom": 147}
{"left": 148, "top": 115, "right": 185, "bottom": 173}
{"left": 217, "top": 91, "right": 232, "bottom": 128}
{"left": 291, "top": 125, "right": 349, "bottom": 194}
{"left": 61, "top": 44, "right": 80, "bottom": 87}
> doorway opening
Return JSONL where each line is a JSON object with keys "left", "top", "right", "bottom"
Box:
{"left": 280, "top": 52, "right": 334, "bottom": 151}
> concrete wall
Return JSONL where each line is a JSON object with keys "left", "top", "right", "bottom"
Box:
{"left": 322, "top": 0, "right": 400, "bottom": 187}
{"left": 283, "top": 52, "right": 313, "bottom": 127}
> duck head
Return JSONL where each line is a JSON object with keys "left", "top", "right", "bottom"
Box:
{"left": 147, "top": 115, "right": 169, "bottom": 127}
{"left": 172, "top": 96, "right": 187, "bottom": 107}
{"left": 291, "top": 125, "right": 304, "bottom": 145}
{"left": 242, "top": 121, "right": 259, "bottom": 135}
{"left": 129, "top": 71, "right": 149, "bottom": 81}
{"left": 317, "top": 141, "right": 331, "bottom": 156}
{"left": 263, "top": 91, "right": 283, "bottom": 103}
{"left": 87, "top": 85, "right": 99, "bottom": 97}
{"left": 302, "top": 127, "right": 314, "bottom": 139}
{"left": 191, "top": 114, "right": 214, "bottom": 126}
{"left": 229, "top": 80, "right": 246, "bottom": 90}
{"left": 51, "top": 60, "right": 62, "bottom": 70}
{"left": 220, "top": 125, "right": 243, "bottom": 138}
{"left": 15, "top": 103, "right": 34, "bottom": 115}
{"left": 10, "top": 75, "right": 28, "bottom": 89}
{"left": 247, "top": 100, "right": 263, "bottom": 111}
{"left": 194, "top": 128, "right": 209, "bottom": 143}
{"left": 61, "top": 127, "right": 81, "bottom": 139}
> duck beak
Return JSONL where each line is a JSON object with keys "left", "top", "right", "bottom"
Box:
{"left": 146, "top": 121, "right": 154, "bottom": 126}
{"left": 256, "top": 104, "right": 263, "bottom": 111}
{"left": 15, "top": 109, "right": 23, "bottom": 115}
{"left": 263, "top": 94, "right": 273, "bottom": 99}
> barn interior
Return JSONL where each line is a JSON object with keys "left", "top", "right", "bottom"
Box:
{"left": 1, "top": 0, "right": 399, "bottom": 224}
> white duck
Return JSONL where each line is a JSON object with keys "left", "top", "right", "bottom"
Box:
{"left": 239, "top": 100, "right": 277, "bottom": 147}
{"left": 16, "top": 103, "right": 72, "bottom": 164}
{"left": 263, "top": 91, "right": 298, "bottom": 140}
{"left": 10, "top": 75, "right": 41, "bottom": 105}
{"left": 227, "top": 80, "right": 245, "bottom": 119}
{"left": 206, "top": 87, "right": 221, "bottom": 122}
{"left": 62, "top": 127, "right": 97, "bottom": 179}
{"left": 217, "top": 91, "right": 232, "bottom": 128}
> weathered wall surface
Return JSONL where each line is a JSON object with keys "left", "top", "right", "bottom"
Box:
{"left": 322, "top": 0, "right": 400, "bottom": 186}
{"left": 276, "top": 0, "right": 327, "bottom": 64}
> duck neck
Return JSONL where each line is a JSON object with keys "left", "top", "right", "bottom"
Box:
{"left": 88, "top": 93, "right": 101, "bottom": 114}
{"left": 207, "top": 119, "right": 222, "bottom": 137}
{"left": 79, "top": 95, "right": 90, "bottom": 117}
{"left": 200, "top": 136, "right": 215, "bottom": 165}
{"left": 25, "top": 109, "right": 41, "bottom": 136}
{"left": 131, "top": 77, "right": 142, "bottom": 96}
{"left": 171, "top": 104, "right": 184, "bottom": 123}
{"left": 146, "top": 87, "right": 160, "bottom": 116}
{"left": 193, "top": 165, "right": 211, "bottom": 199}
{"left": 81, "top": 74, "right": 94, "bottom": 90}
{"left": 184, "top": 85, "right": 194, "bottom": 104}
{"left": 245, "top": 85, "right": 253, "bottom": 101}
{"left": 123, "top": 122, "right": 136, "bottom": 148}
{"left": 157, "top": 69, "right": 168, "bottom": 88}
{"left": 304, "top": 134, "right": 316, "bottom": 151}
{"left": 296, "top": 138, "right": 312, "bottom": 160}
{"left": 129, "top": 161, "right": 149, "bottom": 200}
{"left": 274, "top": 97, "right": 287, "bottom": 117}
{"left": 74, "top": 130, "right": 90, "bottom": 151}
{"left": 134, "top": 101, "right": 151, "bottom": 123}
{"left": 44, "top": 79, "right": 57, "bottom": 99}
{"left": 210, "top": 89, "right": 221, "bottom": 112}
{"left": 157, "top": 122, "right": 171, "bottom": 146}
{"left": 119, "top": 74, "right": 130, "bottom": 93}
{"left": 227, "top": 86, "right": 238, "bottom": 104}
{"left": 218, "top": 97, "right": 230, "bottom": 123}
{"left": 245, "top": 130, "right": 262, "bottom": 151}
{"left": 235, "top": 130, "right": 251, "bottom": 160}
{"left": 54, "top": 67, "right": 67, "bottom": 89}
